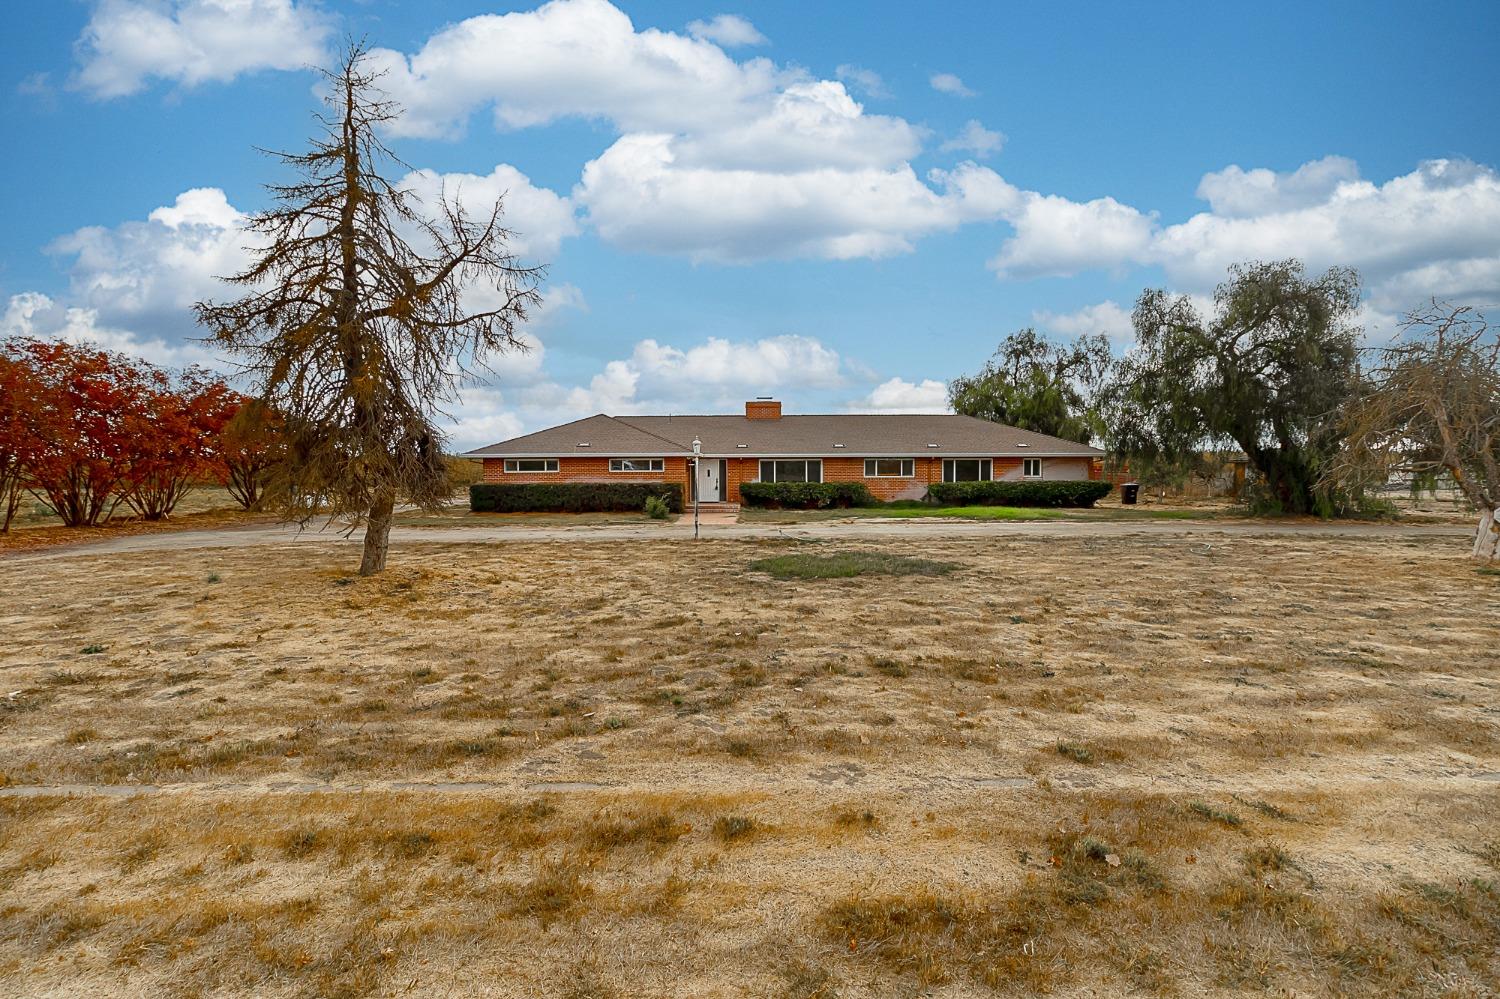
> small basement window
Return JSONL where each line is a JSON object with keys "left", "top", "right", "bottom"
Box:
{"left": 759, "top": 459, "right": 822, "bottom": 483}
{"left": 942, "top": 458, "right": 992, "bottom": 482}
{"left": 503, "top": 458, "right": 559, "bottom": 473}
{"left": 864, "top": 458, "right": 915, "bottom": 478}
{"left": 609, "top": 458, "right": 664, "bottom": 472}
{"left": 1023, "top": 458, "right": 1042, "bottom": 479}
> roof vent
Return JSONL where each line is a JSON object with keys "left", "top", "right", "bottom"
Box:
{"left": 927, "top": 443, "right": 939, "bottom": 448}
{"left": 736, "top": 443, "right": 748, "bottom": 448}
{"left": 576, "top": 442, "right": 591, "bottom": 447}
{"left": 1016, "top": 442, "right": 1030, "bottom": 447}
{"left": 833, "top": 443, "right": 845, "bottom": 448}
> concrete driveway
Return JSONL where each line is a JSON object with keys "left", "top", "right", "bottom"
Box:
{"left": 3, "top": 515, "right": 1474, "bottom": 562}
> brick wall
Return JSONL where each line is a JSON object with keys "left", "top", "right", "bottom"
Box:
{"left": 482, "top": 457, "right": 692, "bottom": 497}
{"left": 483, "top": 454, "right": 1095, "bottom": 503}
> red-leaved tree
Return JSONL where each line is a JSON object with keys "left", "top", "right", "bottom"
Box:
{"left": 0, "top": 340, "right": 41, "bottom": 532}
{"left": 218, "top": 396, "right": 284, "bottom": 511}
{"left": 13, "top": 340, "right": 155, "bottom": 527}
{"left": 124, "top": 369, "right": 239, "bottom": 521}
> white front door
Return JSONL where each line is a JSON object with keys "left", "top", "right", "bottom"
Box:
{"left": 696, "top": 459, "right": 721, "bottom": 502}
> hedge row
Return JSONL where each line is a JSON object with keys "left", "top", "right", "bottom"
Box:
{"left": 926, "top": 480, "right": 1112, "bottom": 507}
{"left": 738, "top": 481, "right": 875, "bottom": 509}
{"left": 469, "top": 482, "right": 683, "bottom": 513}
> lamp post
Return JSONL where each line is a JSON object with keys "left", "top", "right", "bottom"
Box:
{"left": 691, "top": 437, "right": 702, "bottom": 539}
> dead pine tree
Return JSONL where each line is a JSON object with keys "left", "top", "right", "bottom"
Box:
{"left": 197, "top": 43, "right": 541, "bottom": 575}
{"left": 1334, "top": 301, "right": 1500, "bottom": 560}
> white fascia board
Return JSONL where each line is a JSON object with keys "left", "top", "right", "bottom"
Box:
{"left": 700, "top": 451, "right": 1101, "bottom": 459}
{"left": 464, "top": 451, "right": 688, "bottom": 459}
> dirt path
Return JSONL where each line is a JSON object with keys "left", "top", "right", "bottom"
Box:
{"left": 2, "top": 515, "right": 1474, "bottom": 561}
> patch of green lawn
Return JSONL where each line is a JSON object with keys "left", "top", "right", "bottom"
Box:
{"left": 738, "top": 504, "right": 1213, "bottom": 524}
{"left": 748, "top": 551, "right": 959, "bottom": 579}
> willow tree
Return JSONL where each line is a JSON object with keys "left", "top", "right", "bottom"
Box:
{"left": 1113, "top": 261, "right": 1362, "bottom": 514}
{"left": 1333, "top": 302, "right": 1499, "bottom": 560}
{"left": 949, "top": 328, "right": 1113, "bottom": 444}
{"left": 197, "top": 44, "right": 541, "bottom": 574}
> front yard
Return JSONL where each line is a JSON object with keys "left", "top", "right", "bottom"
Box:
{"left": 1, "top": 532, "right": 1496, "bottom": 995}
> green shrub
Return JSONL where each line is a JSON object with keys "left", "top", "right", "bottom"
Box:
{"left": 738, "top": 481, "right": 875, "bottom": 509}
{"left": 470, "top": 482, "right": 683, "bottom": 513}
{"left": 925, "top": 480, "right": 1111, "bottom": 508}
{"left": 644, "top": 495, "right": 671, "bottom": 520}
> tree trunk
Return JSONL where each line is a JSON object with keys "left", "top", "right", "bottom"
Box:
{"left": 359, "top": 490, "right": 395, "bottom": 576}
{"left": 1253, "top": 450, "right": 1317, "bottom": 515}
{"left": 1475, "top": 506, "right": 1499, "bottom": 561}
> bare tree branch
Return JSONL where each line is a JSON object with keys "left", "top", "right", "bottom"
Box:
{"left": 195, "top": 41, "right": 544, "bottom": 575}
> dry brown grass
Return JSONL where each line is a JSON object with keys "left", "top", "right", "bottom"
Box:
{"left": 0, "top": 532, "right": 1497, "bottom": 996}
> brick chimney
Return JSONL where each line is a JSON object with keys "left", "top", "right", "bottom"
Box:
{"left": 745, "top": 398, "right": 782, "bottom": 420}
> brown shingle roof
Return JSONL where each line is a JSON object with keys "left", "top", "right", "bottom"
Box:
{"left": 464, "top": 412, "right": 1102, "bottom": 458}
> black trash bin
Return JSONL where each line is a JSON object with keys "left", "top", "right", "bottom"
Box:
{"left": 1121, "top": 482, "right": 1139, "bottom": 505}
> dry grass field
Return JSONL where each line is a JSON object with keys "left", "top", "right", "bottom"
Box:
{"left": 1, "top": 531, "right": 1497, "bottom": 997}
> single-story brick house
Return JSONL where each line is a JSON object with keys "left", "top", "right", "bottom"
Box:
{"left": 464, "top": 399, "right": 1104, "bottom": 503}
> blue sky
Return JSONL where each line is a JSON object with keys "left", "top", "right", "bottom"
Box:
{"left": 4, "top": 0, "right": 1499, "bottom": 448}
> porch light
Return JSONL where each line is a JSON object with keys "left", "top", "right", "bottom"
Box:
{"left": 692, "top": 438, "right": 702, "bottom": 455}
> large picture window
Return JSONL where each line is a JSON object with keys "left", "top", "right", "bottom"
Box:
{"left": 759, "top": 459, "right": 822, "bottom": 483}
{"left": 1022, "top": 458, "right": 1042, "bottom": 479}
{"left": 864, "top": 458, "right": 915, "bottom": 478}
{"left": 609, "top": 458, "right": 665, "bottom": 472}
{"left": 942, "top": 458, "right": 992, "bottom": 482}
{"left": 503, "top": 458, "right": 559, "bottom": 473}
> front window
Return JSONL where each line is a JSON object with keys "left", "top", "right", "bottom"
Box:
{"left": 1023, "top": 458, "right": 1042, "bottom": 479}
{"left": 609, "top": 458, "right": 665, "bottom": 472}
{"left": 864, "top": 458, "right": 915, "bottom": 478}
{"left": 759, "top": 459, "right": 822, "bottom": 483}
{"left": 942, "top": 458, "right": 992, "bottom": 482}
{"left": 503, "top": 458, "right": 559, "bottom": 473}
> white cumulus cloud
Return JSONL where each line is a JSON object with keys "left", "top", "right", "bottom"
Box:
{"left": 685, "top": 13, "right": 767, "bottom": 47}
{"left": 363, "top": 0, "right": 783, "bottom": 139}
{"left": 1, "top": 291, "right": 221, "bottom": 369}
{"left": 73, "top": 0, "right": 332, "bottom": 98}
{"left": 989, "top": 156, "right": 1500, "bottom": 313}
{"left": 578, "top": 141, "right": 1016, "bottom": 262}
{"left": 1154, "top": 158, "right": 1500, "bottom": 309}
{"left": 397, "top": 164, "right": 579, "bottom": 261}
{"left": 929, "top": 72, "right": 975, "bottom": 97}
{"left": 989, "top": 192, "right": 1157, "bottom": 279}
{"left": 47, "top": 187, "right": 251, "bottom": 336}
{"left": 940, "top": 120, "right": 1004, "bottom": 158}
{"left": 852, "top": 377, "right": 950, "bottom": 413}
{"left": 357, "top": 0, "right": 1018, "bottom": 263}
{"left": 1033, "top": 301, "right": 1135, "bottom": 345}
{"left": 1195, "top": 155, "right": 1361, "bottom": 218}
{"left": 835, "top": 64, "right": 890, "bottom": 100}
